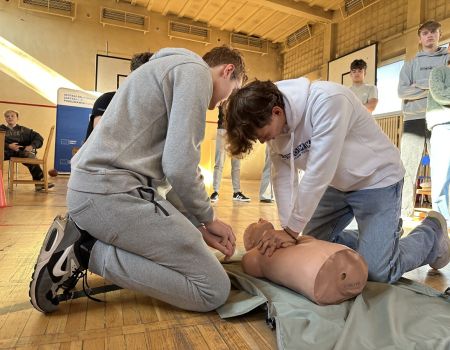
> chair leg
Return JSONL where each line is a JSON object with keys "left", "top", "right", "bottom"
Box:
{"left": 9, "top": 161, "right": 14, "bottom": 191}
{"left": 43, "top": 165, "right": 48, "bottom": 192}
{"left": 15, "top": 162, "right": 18, "bottom": 187}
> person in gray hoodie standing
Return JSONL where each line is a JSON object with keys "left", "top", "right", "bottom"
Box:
{"left": 427, "top": 48, "right": 450, "bottom": 224}
{"left": 29, "top": 46, "right": 247, "bottom": 314}
{"left": 398, "top": 20, "right": 449, "bottom": 217}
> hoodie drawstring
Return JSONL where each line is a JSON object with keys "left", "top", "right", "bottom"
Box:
{"left": 289, "top": 131, "right": 296, "bottom": 215}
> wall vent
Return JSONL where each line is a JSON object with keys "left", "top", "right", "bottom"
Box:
{"left": 285, "top": 25, "right": 312, "bottom": 49}
{"left": 100, "top": 7, "right": 149, "bottom": 33}
{"left": 340, "top": 0, "right": 381, "bottom": 19}
{"left": 19, "top": 0, "right": 76, "bottom": 20}
{"left": 168, "top": 21, "right": 210, "bottom": 46}
{"left": 230, "top": 33, "right": 268, "bottom": 56}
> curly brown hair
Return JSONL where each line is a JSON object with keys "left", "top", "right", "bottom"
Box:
{"left": 224, "top": 80, "right": 284, "bottom": 157}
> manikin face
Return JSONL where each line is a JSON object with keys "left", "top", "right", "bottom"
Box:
{"left": 350, "top": 68, "right": 365, "bottom": 84}
{"left": 255, "top": 106, "right": 286, "bottom": 143}
{"left": 243, "top": 218, "right": 275, "bottom": 251}
{"left": 418, "top": 28, "right": 440, "bottom": 50}
{"left": 4, "top": 111, "right": 18, "bottom": 127}
{"left": 209, "top": 64, "right": 242, "bottom": 110}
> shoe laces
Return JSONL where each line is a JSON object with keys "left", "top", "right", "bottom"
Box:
{"left": 58, "top": 268, "right": 103, "bottom": 303}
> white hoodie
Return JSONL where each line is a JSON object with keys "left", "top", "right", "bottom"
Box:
{"left": 270, "top": 78, "right": 405, "bottom": 234}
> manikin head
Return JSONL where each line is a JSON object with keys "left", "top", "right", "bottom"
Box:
{"left": 243, "top": 218, "right": 275, "bottom": 251}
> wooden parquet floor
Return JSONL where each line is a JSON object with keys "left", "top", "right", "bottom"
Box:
{"left": 0, "top": 175, "right": 448, "bottom": 349}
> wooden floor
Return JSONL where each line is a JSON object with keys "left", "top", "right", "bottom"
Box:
{"left": 0, "top": 175, "right": 449, "bottom": 349}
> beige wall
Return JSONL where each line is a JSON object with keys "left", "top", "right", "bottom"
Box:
{"left": 0, "top": 0, "right": 282, "bottom": 181}
{"left": 282, "top": 0, "right": 450, "bottom": 80}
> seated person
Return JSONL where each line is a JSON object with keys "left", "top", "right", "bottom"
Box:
{"left": 0, "top": 109, "right": 54, "bottom": 191}
{"left": 242, "top": 218, "right": 368, "bottom": 305}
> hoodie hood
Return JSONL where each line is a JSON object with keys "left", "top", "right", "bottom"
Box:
{"left": 276, "top": 78, "right": 311, "bottom": 133}
{"left": 275, "top": 78, "right": 311, "bottom": 213}
{"left": 416, "top": 46, "right": 448, "bottom": 58}
{"left": 150, "top": 48, "right": 204, "bottom": 62}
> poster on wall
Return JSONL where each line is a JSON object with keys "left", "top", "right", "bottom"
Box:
{"left": 55, "top": 88, "right": 99, "bottom": 173}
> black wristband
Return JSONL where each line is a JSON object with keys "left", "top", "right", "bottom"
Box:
{"left": 283, "top": 227, "right": 297, "bottom": 240}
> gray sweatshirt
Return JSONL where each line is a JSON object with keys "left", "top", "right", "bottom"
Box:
{"left": 398, "top": 47, "right": 448, "bottom": 121}
{"left": 68, "top": 48, "right": 214, "bottom": 225}
{"left": 427, "top": 65, "right": 450, "bottom": 130}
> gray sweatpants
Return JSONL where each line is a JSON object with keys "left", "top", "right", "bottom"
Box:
{"left": 66, "top": 188, "right": 230, "bottom": 312}
{"left": 400, "top": 119, "right": 431, "bottom": 217}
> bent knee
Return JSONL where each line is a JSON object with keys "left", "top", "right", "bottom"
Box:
{"left": 194, "top": 272, "right": 230, "bottom": 312}
{"left": 367, "top": 265, "right": 398, "bottom": 283}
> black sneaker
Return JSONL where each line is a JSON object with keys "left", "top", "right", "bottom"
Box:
{"left": 35, "top": 183, "right": 55, "bottom": 191}
{"left": 260, "top": 198, "right": 274, "bottom": 203}
{"left": 210, "top": 191, "right": 219, "bottom": 202}
{"left": 233, "top": 192, "right": 251, "bottom": 202}
{"left": 29, "top": 215, "right": 85, "bottom": 313}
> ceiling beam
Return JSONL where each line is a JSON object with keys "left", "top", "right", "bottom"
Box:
{"left": 162, "top": 0, "right": 171, "bottom": 16}
{"left": 220, "top": 2, "right": 247, "bottom": 31}
{"left": 324, "top": 0, "right": 342, "bottom": 11}
{"left": 234, "top": 6, "right": 262, "bottom": 32}
{"left": 208, "top": 0, "right": 228, "bottom": 23}
{"left": 194, "top": 0, "right": 211, "bottom": 21}
{"left": 246, "top": 0, "right": 332, "bottom": 23}
{"left": 146, "top": 0, "right": 154, "bottom": 12}
{"left": 178, "top": 0, "right": 192, "bottom": 18}
{"left": 272, "top": 20, "right": 307, "bottom": 42}
{"left": 247, "top": 10, "right": 275, "bottom": 36}
{"left": 259, "top": 13, "right": 290, "bottom": 37}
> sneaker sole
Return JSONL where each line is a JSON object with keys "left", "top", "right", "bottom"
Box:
{"left": 35, "top": 184, "right": 55, "bottom": 191}
{"left": 233, "top": 198, "right": 251, "bottom": 202}
{"left": 29, "top": 215, "right": 80, "bottom": 313}
{"left": 428, "top": 211, "right": 450, "bottom": 270}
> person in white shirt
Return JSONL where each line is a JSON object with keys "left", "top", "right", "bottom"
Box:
{"left": 349, "top": 59, "right": 378, "bottom": 113}
{"left": 224, "top": 79, "right": 450, "bottom": 283}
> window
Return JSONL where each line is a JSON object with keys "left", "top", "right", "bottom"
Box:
{"left": 372, "top": 60, "right": 404, "bottom": 116}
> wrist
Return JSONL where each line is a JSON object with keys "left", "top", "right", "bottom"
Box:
{"left": 283, "top": 227, "right": 298, "bottom": 240}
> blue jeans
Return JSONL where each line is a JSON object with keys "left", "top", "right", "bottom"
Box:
{"left": 303, "top": 180, "right": 439, "bottom": 283}
{"left": 430, "top": 123, "right": 450, "bottom": 223}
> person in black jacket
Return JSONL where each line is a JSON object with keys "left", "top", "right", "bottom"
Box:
{"left": 1, "top": 109, "right": 53, "bottom": 190}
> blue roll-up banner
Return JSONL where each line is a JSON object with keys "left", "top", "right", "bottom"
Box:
{"left": 55, "top": 88, "right": 99, "bottom": 173}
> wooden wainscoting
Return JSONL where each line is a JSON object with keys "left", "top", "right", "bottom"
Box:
{"left": 374, "top": 114, "right": 403, "bottom": 148}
